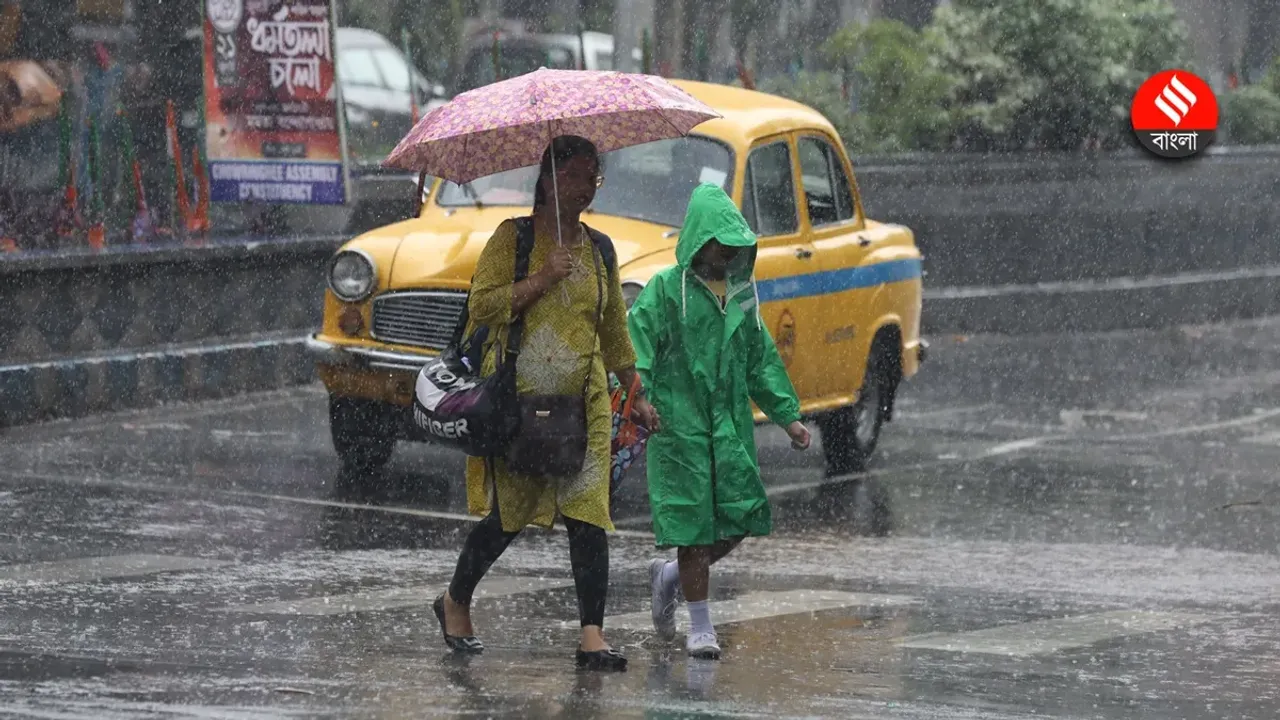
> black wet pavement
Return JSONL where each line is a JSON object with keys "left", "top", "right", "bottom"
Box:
{"left": 3, "top": 319, "right": 1280, "bottom": 719}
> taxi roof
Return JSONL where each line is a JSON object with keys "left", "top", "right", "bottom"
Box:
{"left": 669, "top": 79, "right": 840, "bottom": 148}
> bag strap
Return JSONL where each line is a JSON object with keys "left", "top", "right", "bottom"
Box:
{"left": 497, "top": 217, "right": 538, "bottom": 366}
{"left": 582, "top": 232, "right": 605, "bottom": 397}
{"left": 582, "top": 223, "right": 615, "bottom": 281}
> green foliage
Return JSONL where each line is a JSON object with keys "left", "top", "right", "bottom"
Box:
{"left": 1265, "top": 56, "right": 1280, "bottom": 97}
{"left": 1224, "top": 86, "right": 1280, "bottom": 145}
{"left": 756, "top": 71, "right": 870, "bottom": 151}
{"left": 926, "top": 0, "right": 1192, "bottom": 150}
{"left": 822, "top": 19, "right": 953, "bottom": 152}
{"left": 762, "top": 0, "right": 1191, "bottom": 153}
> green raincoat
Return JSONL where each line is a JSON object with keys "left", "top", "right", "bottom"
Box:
{"left": 628, "top": 183, "right": 802, "bottom": 548}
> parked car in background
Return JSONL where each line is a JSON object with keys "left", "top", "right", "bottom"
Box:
{"left": 309, "top": 80, "right": 928, "bottom": 487}
{"left": 455, "top": 30, "right": 639, "bottom": 94}
{"left": 335, "top": 27, "right": 447, "bottom": 164}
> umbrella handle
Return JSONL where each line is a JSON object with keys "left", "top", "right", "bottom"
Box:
{"left": 551, "top": 144, "right": 562, "bottom": 247}
{"left": 549, "top": 129, "right": 571, "bottom": 305}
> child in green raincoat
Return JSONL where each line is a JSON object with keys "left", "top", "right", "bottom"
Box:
{"left": 627, "top": 182, "right": 811, "bottom": 659}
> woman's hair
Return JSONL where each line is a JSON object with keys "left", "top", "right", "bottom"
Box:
{"left": 532, "top": 135, "right": 601, "bottom": 210}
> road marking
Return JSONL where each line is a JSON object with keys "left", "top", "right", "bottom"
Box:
{"left": 224, "top": 576, "right": 573, "bottom": 616}
{"left": 1100, "top": 408, "right": 1280, "bottom": 442}
{"left": 1241, "top": 430, "right": 1280, "bottom": 446}
{"left": 0, "top": 554, "right": 230, "bottom": 587}
{"left": 981, "top": 438, "right": 1045, "bottom": 457}
{"left": 897, "top": 404, "right": 995, "bottom": 420}
{"left": 924, "top": 263, "right": 1280, "bottom": 300}
{"left": 898, "top": 610, "right": 1216, "bottom": 656}
{"left": 1059, "top": 409, "right": 1149, "bottom": 430}
{"left": 5, "top": 472, "right": 657, "bottom": 541}
{"left": 584, "top": 590, "right": 921, "bottom": 632}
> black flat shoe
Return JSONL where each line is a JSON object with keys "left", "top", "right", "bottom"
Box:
{"left": 575, "top": 647, "right": 628, "bottom": 672}
{"left": 432, "top": 594, "right": 483, "bottom": 654}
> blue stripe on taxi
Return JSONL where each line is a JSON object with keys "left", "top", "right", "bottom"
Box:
{"left": 756, "top": 259, "right": 923, "bottom": 303}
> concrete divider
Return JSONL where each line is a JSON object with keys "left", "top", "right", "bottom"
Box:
{"left": 852, "top": 146, "right": 1280, "bottom": 334}
{"left": 2, "top": 148, "right": 1278, "bottom": 427}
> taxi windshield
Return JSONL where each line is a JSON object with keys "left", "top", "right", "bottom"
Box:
{"left": 435, "top": 136, "right": 735, "bottom": 228}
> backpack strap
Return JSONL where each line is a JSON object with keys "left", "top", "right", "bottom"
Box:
{"left": 582, "top": 224, "right": 616, "bottom": 281}
{"left": 502, "top": 217, "right": 538, "bottom": 362}
{"left": 450, "top": 217, "right": 538, "bottom": 355}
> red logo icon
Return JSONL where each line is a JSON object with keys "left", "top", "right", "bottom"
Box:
{"left": 1131, "top": 70, "right": 1218, "bottom": 158}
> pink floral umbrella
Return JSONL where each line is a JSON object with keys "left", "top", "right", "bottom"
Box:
{"left": 383, "top": 68, "right": 722, "bottom": 185}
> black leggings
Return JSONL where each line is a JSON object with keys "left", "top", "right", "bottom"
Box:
{"left": 447, "top": 501, "right": 609, "bottom": 628}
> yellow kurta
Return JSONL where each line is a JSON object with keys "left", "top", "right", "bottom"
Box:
{"left": 464, "top": 218, "right": 637, "bottom": 533}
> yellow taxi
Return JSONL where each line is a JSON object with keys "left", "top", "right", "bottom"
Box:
{"left": 308, "top": 80, "right": 927, "bottom": 480}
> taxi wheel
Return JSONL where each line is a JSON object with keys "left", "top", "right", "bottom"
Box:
{"left": 329, "top": 395, "right": 396, "bottom": 473}
{"left": 819, "top": 345, "right": 895, "bottom": 476}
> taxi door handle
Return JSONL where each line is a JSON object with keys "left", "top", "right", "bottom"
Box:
{"left": 795, "top": 247, "right": 814, "bottom": 260}
{"left": 856, "top": 235, "right": 872, "bottom": 247}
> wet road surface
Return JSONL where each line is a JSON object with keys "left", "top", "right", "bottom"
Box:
{"left": 2, "top": 318, "right": 1280, "bottom": 719}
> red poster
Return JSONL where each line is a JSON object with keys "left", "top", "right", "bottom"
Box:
{"left": 202, "top": 0, "right": 350, "bottom": 204}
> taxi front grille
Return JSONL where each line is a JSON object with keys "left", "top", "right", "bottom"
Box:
{"left": 370, "top": 290, "right": 467, "bottom": 350}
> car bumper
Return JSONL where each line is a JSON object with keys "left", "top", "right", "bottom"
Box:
{"left": 305, "top": 335, "right": 435, "bottom": 373}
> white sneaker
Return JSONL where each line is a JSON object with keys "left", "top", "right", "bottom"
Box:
{"left": 649, "top": 559, "right": 679, "bottom": 642}
{"left": 686, "top": 631, "right": 722, "bottom": 660}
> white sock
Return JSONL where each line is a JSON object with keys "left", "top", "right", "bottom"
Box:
{"left": 660, "top": 559, "right": 680, "bottom": 592}
{"left": 687, "top": 600, "right": 713, "bottom": 636}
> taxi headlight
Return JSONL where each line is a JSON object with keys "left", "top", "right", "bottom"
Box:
{"left": 621, "top": 281, "right": 645, "bottom": 310}
{"left": 329, "top": 249, "right": 377, "bottom": 302}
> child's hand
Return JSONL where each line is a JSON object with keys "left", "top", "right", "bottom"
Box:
{"left": 633, "top": 397, "right": 661, "bottom": 433}
{"left": 786, "top": 421, "right": 811, "bottom": 450}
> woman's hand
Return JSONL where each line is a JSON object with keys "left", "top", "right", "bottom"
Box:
{"left": 786, "top": 421, "right": 811, "bottom": 450}
{"left": 538, "top": 246, "right": 574, "bottom": 284}
{"left": 632, "top": 397, "right": 661, "bottom": 433}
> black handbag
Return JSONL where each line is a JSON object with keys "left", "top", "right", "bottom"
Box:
{"left": 505, "top": 233, "right": 606, "bottom": 479}
{"left": 410, "top": 219, "right": 538, "bottom": 456}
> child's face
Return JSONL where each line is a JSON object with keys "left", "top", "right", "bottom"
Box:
{"left": 693, "top": 239, "right": 742, "bottom": 280}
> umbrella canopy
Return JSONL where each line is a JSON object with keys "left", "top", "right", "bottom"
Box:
{"left": 382, "top": 68, "right": 721, "bottom": 184}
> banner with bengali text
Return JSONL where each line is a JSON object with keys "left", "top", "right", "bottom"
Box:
{"left": 202, "top": 0, "right": 350, "bottom": 205}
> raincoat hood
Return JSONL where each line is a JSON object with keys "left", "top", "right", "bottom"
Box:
{"left": 674, "top": 183, "right": 761, "bottom": 326}
{"left": 675, "top": 183, "right": 758, "bottom": 274}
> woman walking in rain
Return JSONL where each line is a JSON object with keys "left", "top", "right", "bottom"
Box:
{"left": 628, "top": 182, "right": 811, "bottom": 660}
{"left": 433, "top": 135, "right": 660, "bottom": 672}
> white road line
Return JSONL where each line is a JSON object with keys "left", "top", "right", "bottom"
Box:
{"left": 230, "top": 490, "right": 658, "bottom": 540}
{"left": 898, "top": 610, "right": 1217, "bottom": 656}
{"left": 584, "top": 590, "right": 921, "bottom": 632}
{"left": 980, "top": 438, "right": 1046, "bottom": 457}
{"left": 224, "top": 576, "right": 573, "bottom": 616}
{"left": 1100, "top": 408, "right": 1280, "bottom": 442}
{"left": 0, "top": 554, "right": 230, "bottom": 587}
{"left": 896, "top": 404, "right": 996, "bottom": 420}
{"left": 924, "top": 263, "right": 1280, "bottom": 300}
{"left": 1241, "top": 430, "right": 1280, "bottom": 445}
{"left": 5, "top": 473, "right": 657, "bottom": 540}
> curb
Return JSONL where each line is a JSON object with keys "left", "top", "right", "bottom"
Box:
{"left": 0, "top": 335, "right": 314, "bottom": 429}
